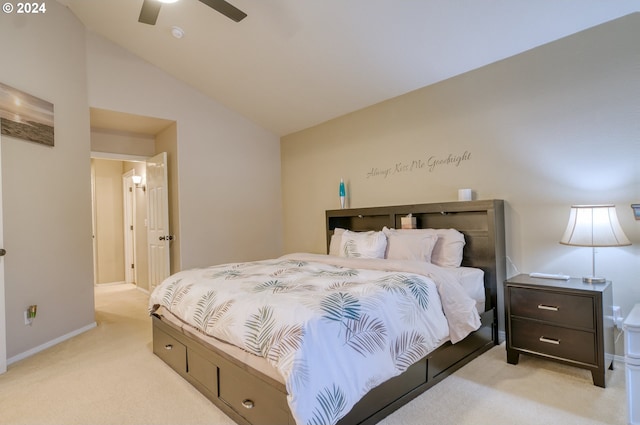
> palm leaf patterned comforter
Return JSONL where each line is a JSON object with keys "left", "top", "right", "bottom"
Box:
{"left": 149, "top": 253, "right": 481, "bottom": 425}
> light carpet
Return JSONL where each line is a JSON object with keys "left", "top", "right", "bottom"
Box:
{"left": 0, "top": 283, "right": 627, "bottom": 425}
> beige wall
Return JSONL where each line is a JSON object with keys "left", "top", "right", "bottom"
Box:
{"left": 85, "top": 33, "right": 283, "bottom": 270}
{"left": 92, "top": 159, "right": 125, "bottom": 284}
{"left": 91, "top": 129, "right": 155, "bottom": 157}
{"left": 0, "top": 3, "right": 95, "bottom": 359}
{"left": 281, "top": 14, "right": 640, "bottom": 352}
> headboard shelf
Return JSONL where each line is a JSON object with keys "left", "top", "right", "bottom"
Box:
{"left": 326, "top": 199, "right": 506, "bottom": 314}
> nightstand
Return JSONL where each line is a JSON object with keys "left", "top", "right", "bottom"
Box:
{"left": 504, "top": 274, "right": 614, "bottom": 387}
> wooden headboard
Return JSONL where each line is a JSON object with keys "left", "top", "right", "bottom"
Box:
{"left": 326, "top": 199, "right": 506, "bottom": 313}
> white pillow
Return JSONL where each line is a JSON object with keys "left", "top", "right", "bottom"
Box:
{"left": 431, "top": 228, "right": 466, "bottom": 267}
{"left": 383, "top": 229, "right": 438, "bottom": 262}
{"left": 339, "top": 230, "right": 387, "bottom": 259}
{"left": 329, "top": 228, "right": 346, "bottom": 256}
{"left": 382, "top": 226, "right": 465, "bottom": 267}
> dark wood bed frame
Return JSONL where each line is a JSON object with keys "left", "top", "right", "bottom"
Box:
{"left": 151, "top": 199, "right": 506, "bottom": 425}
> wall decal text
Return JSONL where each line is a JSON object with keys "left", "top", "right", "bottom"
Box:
{"left": 366, "top": 151, "right": 471, "bottom": 178}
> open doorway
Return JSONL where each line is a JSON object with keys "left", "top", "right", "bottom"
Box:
{"left": 89, "top": 107, "right": 179, "bottom": 294}
{"left": 91, "top": 157, "right": 149, "bottom": 290}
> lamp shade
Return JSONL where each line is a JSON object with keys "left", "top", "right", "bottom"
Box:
{"left": 560, "top": 205, "right": 631, "bottom": 247}
{"left": 132, "top": 175, "right": 142, "bottom": 185}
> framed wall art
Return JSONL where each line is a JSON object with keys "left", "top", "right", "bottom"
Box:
{"left": 0, "top": 82, "right": 54, "bottom": 146}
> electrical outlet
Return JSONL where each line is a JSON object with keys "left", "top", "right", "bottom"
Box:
{"left": 24, "top": 304, "right": 37, "bottom": 326}
{"left": 613, "top": 305, "right": 623, "bottom": 328}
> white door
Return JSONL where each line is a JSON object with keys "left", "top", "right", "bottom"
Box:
{"left": 146, "top": 152, "right": 170, "bottom": 292}
{"left": 0, "top": 139, "right": 7, "bottom": 374}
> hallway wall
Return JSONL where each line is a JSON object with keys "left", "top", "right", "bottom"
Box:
{"left": 92, "top": 159, "right": 125, "bottom": 284}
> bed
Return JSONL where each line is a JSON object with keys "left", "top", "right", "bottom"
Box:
{"left": 150, "top": 199, "right": 506, "bottom": 425}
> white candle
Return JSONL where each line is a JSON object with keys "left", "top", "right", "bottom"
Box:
{"left": 458, "top": 188, "right": 472, "bottom": 201}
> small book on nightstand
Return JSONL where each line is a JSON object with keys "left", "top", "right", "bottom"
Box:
{"left": 528, "top": 272, "right": 570, "bottom": 280}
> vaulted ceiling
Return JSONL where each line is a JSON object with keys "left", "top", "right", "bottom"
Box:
{"left": 58, "top": 0, "right": 639, "bottom": 136}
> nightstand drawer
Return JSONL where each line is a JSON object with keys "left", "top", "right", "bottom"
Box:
{"left": 509, "top": 287, "right": 594, "bottom": 329}
{"left": 510, "top": 318, "right": 596, "bottom": 365}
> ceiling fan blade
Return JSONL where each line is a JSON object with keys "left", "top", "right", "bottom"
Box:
{"left": 138, "top": 0, "right": 162, "bottom": 25}
{"left": 198, "top": 0, "right": 247, "bottom": 22}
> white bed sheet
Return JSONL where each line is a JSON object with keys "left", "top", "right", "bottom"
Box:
{"left": 447, "top": 266, "right": 485, "bottom": 313}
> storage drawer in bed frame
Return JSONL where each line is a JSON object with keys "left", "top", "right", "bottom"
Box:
{"left": 153, "top": 325, "right": 187, "bottom": 374}
{"left": 153, "top": 307, "right": 496, "bottom": 425}
{"left": 152, "top": 315, "right": 296, "bottom": 425}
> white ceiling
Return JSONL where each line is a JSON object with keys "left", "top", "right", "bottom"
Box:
{"left": 58, "top": 0, "right": 639, "bottom": 136}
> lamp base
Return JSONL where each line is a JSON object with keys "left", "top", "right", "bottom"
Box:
{"left": 582, "top": 276, "right": 606, "bottom": 284}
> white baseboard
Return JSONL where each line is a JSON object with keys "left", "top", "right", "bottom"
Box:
{"left": 498, "top": 330, "right": 506, "bottom": 343}
{"left": 94, "top": 281, "right": 126, "bottom": 286}
{"left": 7, "top": 322, "right": 97, "bottom": 366}
{"left": 613, "top": 354, "right": 627, "bottom": 364}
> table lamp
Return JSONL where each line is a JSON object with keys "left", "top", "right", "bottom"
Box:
{"left": 559, "top": 204, "right": 631, "bottom": 283}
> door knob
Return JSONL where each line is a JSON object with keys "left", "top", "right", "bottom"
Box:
{"left": 0, "top": 248, "right": 5, "bottom": 256}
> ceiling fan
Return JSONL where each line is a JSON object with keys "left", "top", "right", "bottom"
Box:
{"left": 138, "top": 0, "right": 247, "bottom": 25}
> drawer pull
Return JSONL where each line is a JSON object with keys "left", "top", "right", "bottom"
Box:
{"left": 537, "top": 304, "right": 559, "bottom": 312}
{"left": 241, "top": 399, "right": 255, "bottom": 409}
{"left": 164, "top": 344, "right": 173, "bottom": 350}
{"left": 539, "top": 336, "right": 560, "bottom": 345}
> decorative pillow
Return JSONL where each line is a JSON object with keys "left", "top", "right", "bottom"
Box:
{"left": 382, "top": 226, "right": 465, "bottom": 267}
{"left": 329, "top": 228, "right": 346, "bottom": 256}
{"left": 338, "top": 230, "right": 387, "bottom": 259}
{"left": 383, "top": 229, "right": 439, "bottom": 262}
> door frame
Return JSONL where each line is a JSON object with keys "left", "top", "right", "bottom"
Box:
{"left": 122, "top": 170, "right": 137, "bottom": 285}
{"left": 90, "top": 161, "right": 98, "bottom": 285}
{"left": 0, "top": 137, "right": 6, "bottom": 373}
